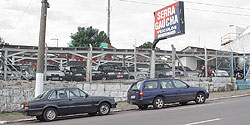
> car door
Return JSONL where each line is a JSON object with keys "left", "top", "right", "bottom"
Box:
{"left": 66, "top": 88, "right": 93, "bottom": 114}
{"left": 159, "top": 79, "right": 178, "bottom": 103}
{"left": 48, "top": 89, "right": 70, "bottom": 115}
{"left": 142, "top": 80, "right": 159, "bottom": 102}
{"left": 172, "top": 79, "right": 194, "bottom": 101}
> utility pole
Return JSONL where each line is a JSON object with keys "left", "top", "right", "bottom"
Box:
{"left": 35, "top": 0, "right": 49, "bottom": 97}
{"left": 107, "top": 0, "right": 110, "bottom": 38}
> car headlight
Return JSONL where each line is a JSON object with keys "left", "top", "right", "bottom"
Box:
{"left": 166, "top": 71, "right": 172, "bottom": 76}
{"left": 108, "top": 72, "right": 115, "bottom": 75}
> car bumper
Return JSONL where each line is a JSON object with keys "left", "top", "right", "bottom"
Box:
{"left": 205, "top": 92, "right": 209, "bottom": 99}
{"left": 127, "top": 99, "right": 152, "bottom": 105}
{"left": 111, "top": 103, "right": 117, "bottom": 108}
{"left": 19, "top": 108, "right": 43, "bottom": 116}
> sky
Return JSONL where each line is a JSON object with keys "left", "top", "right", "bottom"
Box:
{"left": 0, "top": 0, "right": 250, "bottom": 51}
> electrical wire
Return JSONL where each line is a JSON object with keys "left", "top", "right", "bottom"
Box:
{"left": 174, "top": 0, "right": 250, "bottom": 11}
{"left": 118, "top": 0, "right": 250, "bottom": 17}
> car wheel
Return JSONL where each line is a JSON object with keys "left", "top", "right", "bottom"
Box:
{"left": 36, "top": 115, "right": 45, "bottom": 121}
{"left": 153, "top": 97, "right": 164, "bottom": 109}
{"left": 195, "top": 92, "right": 206, "bottom": 104}
{"left": 179, "top": 101, "right": 188, "bottom": 105}
{"left": 88, "top": 112, "right": 97, "bottom": 116}
{"left": 102, "top": 77, "right": 107, "bottom": 80}
{"left": 43, "top": 108, "right": 57, "bottom": 122}
{"left": 138, "top": 105, "right": 148, "bottom": 110}
{"left": 98, "top": 103, "right": 110, "bottom": 115}
{"left": 130, "top": 76, "right": 135, "bottom": 79}
{"left": 159, "top": 74, "right": 164, "bottom": 78}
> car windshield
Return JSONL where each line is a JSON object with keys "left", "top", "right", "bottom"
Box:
{"left": 47, "top": 66, "right": 60, "bottom": 71}
{"left": 35, "top": 90, "right": 49, "bottom": 100}
{"left": 71, "top": 67, "right": 85, "bottom": 72}
{"left": 130, "top": 81, "right": 143, "bottom": 90}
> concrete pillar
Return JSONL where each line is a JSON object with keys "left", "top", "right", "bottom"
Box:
{"left": 172, "top": 45, "right": 176, "bottom": 78}
{"left": 150, "top": 49, "right": 155, "bottom": 78}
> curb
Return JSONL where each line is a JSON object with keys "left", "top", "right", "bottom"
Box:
{"left": 2, "top": 93, "right": 250, "bottom": 124}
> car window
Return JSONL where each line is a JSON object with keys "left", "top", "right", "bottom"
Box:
{"left": 49, "top": 90, "right": 67, "bottom": 99}
{"left": 144, "top": 81, "right": 158, "bottom": 90}
{"left": 66, "top": 88, "right": 82, "bottom": 98}
{"left": 160, "top": 80, "right": 174, "bottom": 89}
{"left": 130, "top": 81, "right": 143, "bottom": 90}
{"left": 172, "top": 80, "right": 188, "bottom": 88}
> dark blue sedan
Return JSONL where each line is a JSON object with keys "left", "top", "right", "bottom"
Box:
{"left": 127, "top": 78, "right": 209, "bottom": 110}
{"left": 20, "top": 88, "right": 117, "bottom": 122}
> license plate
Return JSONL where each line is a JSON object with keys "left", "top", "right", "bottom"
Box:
{"left": 52, "top": 77, "right": 59, "bottom": 80}
{"left": 131, "top": 95, "right": 136, "bottom": 99}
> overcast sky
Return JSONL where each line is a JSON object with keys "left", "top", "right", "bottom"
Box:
{"left": 0, "top": 0, "right": 250, "bottom": 51}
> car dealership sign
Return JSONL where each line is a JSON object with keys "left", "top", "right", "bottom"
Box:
{"left": 154, "top": 1, "right": 185, "bottom": 41}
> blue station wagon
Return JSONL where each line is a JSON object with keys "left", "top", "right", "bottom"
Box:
{"left": 127, "top": 78, "right": 209, "bottom": 110}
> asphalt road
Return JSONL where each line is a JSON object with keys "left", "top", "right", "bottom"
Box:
{"left": 14, "top": 96, "right": 250, "bottom": 125}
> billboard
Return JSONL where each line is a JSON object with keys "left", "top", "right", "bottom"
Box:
{"left": 154, "top": 1, "right": 185, "bottom": 41}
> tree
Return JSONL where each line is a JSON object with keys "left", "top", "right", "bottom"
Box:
{"left": 69, "top": 26, "right": 111, "bottom": 47}
{"left": 0, "top": 37, "right": 9, "bottom": 46}
{"left": 138, "top": 42, "right": 152, "bottom": 48}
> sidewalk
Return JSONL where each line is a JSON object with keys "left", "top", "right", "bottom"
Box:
{"left": 1, "top": 89, "right": 250, "bottom": 124}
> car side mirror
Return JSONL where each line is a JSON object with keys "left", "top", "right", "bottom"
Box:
{"left": 85, "top": 94, "right": 89, "bottom": 98}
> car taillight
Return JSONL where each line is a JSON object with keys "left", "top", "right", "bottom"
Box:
{"left": 24, "top": 104, "right": 29, "bottom": 109}
{"left": 139, "top": 90, "right": 143, "bottom": 97}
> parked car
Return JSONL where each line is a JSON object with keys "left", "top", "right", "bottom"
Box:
{"left": 155, "top": 64, "right": 183, "bottom": 78}
{"left": 20, "top": 87, "right": 117, "bottom": 122}
{"left": 94, "top": 64, "right": 129, "bottom": 80}
{"left": 127, "top": 78, "right": 209, "bottom": 110}
{"left": 176, "top": 66, "right": 200, "bottom": 77}
{"left": 46, "top": 65, "right": 65, "bottom": 81}
{"left": 0, "top": 65, "right": 22, "bottom": 80}
{"left": 211, "top": 70, "right": 229, "bottom": 77}
{"left": 64, "top": 66, "right": 105, "bottom": 81}
{"left": 122, "top": 67, "right": 150, "bottom": 80}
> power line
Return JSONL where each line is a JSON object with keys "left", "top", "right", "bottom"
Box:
{"left": 118, "top": 0, "right": 250, "bottom": 17}
{"left": 175, "top": 0, "right": 250, "bottom": 11}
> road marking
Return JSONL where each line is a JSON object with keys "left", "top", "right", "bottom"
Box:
{"left": 165, "top": 102, "right": 224, "bottom": 111}
{"left": 183, "top": 118, "right": 222, "bottom": 125}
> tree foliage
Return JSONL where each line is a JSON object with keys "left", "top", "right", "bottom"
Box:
{"left": 69, "top": 26, "right": 111, "bottom": 47}
{"left": 0, "top": 37, "right": 9, "bottom": 46}
{"left": 138, "top": 42, "right": 152, "bottom": 48}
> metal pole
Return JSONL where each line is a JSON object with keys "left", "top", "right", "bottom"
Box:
{"left": 205, "top": 46, "right": 208, "bottom": 78}
{"left": 244, "top": 53, "right": 246, "bottom": 80}
{"left": 134, "top": 45, "right": 137, "bottom": 80}
{"left": 150, "top": 49, "right": 155, "bottom": 78}
{"left": 216, "top": 50, "right": 218, "bottom": 71}
{"left": 86, "top": 44, "right": 93, "bottom": 82}
{"left": 107, "top": 0, "right": 110, "bottom": 38}
{"left": 4, "top": 50, "right": 7, "bottom": 81}
{"left": 231, "top": 48, "right": 234, "bottom": 80}
{"left": 171, "top": 45, "right": 176, "bottom": 78}
{"left": 35, "top": 0, "right": 48, "bottom": 97}
{"left": 44, "top": 44, "right": 48, "bottom": 81}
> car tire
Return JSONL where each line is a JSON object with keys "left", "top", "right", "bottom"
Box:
{"left": 130, "top": 76, "right": 135, "bottom": 79}
{"left": 36, "top": 115, "right": 45, "bottom": 121}
{"left": 42, "top": 108, "right": 57, "bottom": 122}
{"left": 153, "top": 97, "right": 164, "bottom": 109}
{"left": 138, "top": 105, "right": 148, "bottom": 110}
{"left": 195, "top": 92, "right": 206, "bottom": 104}
{"left": 98, "top": 103, "right": 110, "bottom": 115}
{"left": 102, "top": 77, "right": 107, "bottom": 80}
{"left": 179, "top": 101, "right": 188, "bottom": 105}
{"left": 88, "top": 112, "right": 97, "bottom": 116}
{"left": 159, "top": 74, "right": 164, "bottom": 78}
